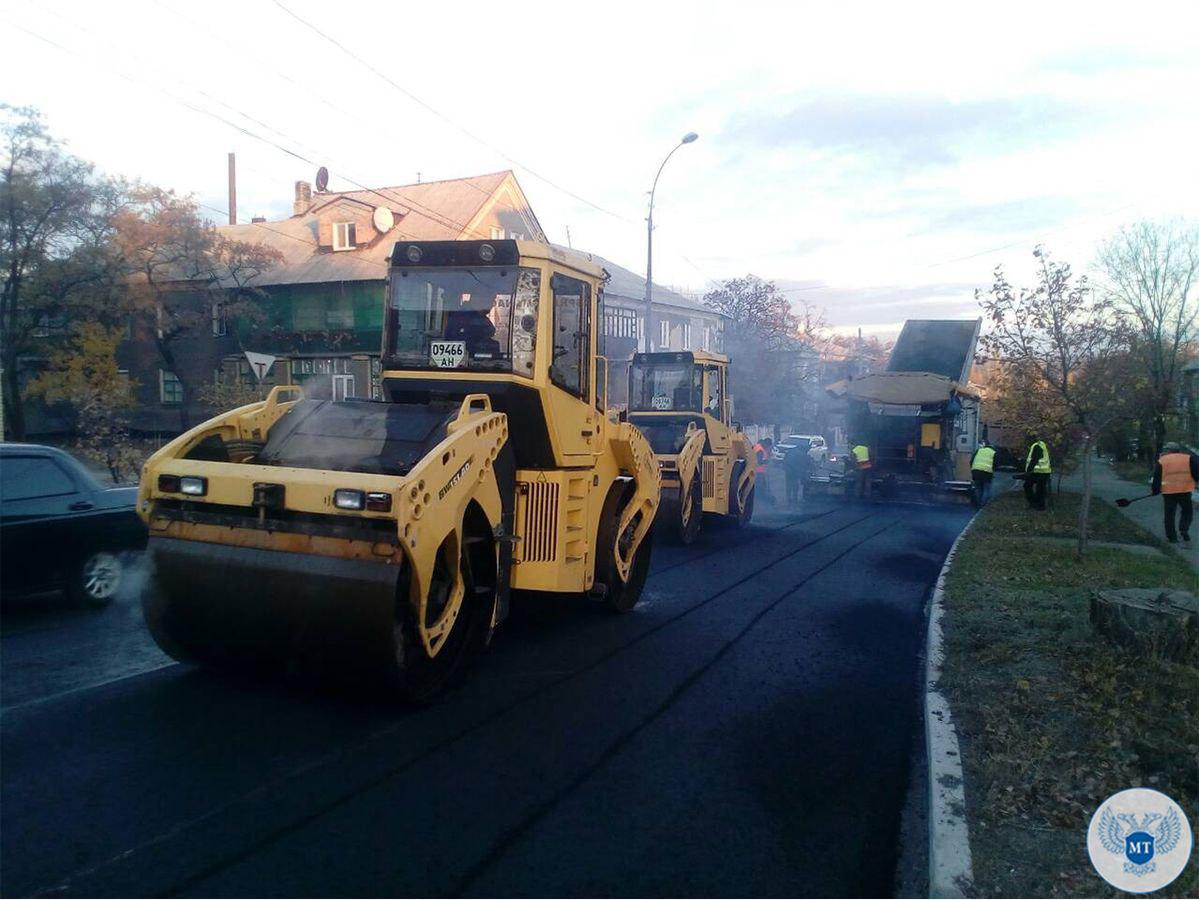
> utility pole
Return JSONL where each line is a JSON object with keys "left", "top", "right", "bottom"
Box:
{"left": 227, "top": 152, "right": 237, "bottom": 225}
{"left": 644, "top": 132, "right": 698, "bottom": 352}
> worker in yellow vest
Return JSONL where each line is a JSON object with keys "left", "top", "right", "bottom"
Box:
{"left": 1023, "top": 437, "right": 1052, "bottom": 510}
{"left": 971, "top": 440, "right": 996, "bottom": 507}
{"left": 1153, "top": 441, "right": 1198, "bottom": 544}
{"left": 851, "top": 441, "right": 872, "bottom": 500}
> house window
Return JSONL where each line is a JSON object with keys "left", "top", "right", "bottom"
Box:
{"left": 211, "top": 301, "right": 227, "bottom": 336}
{"left": 603, "top": 306, "right": 638, "bottom": 339}
{"left": 332, "top": 222, "right": 357, "bottom": 251}
{"left": 659, "top": 319, "right": 670, "bottom": 349}
{"left": 325, "top": 302, "right": 355, "bottom": 328}
{"left": 489, "top": 226, "right": 504, "bottom": 239}
{"left": 160, "top": 370, "right": 183, "bottom": 404}
{"left": 682, "top": 322, "right": 692, "bottom": 349}
{"left": 703, "top": 326, "right": 712, "bottom": 350}
{"left": 509, "top": 231, "right": 524, "bottom": 240}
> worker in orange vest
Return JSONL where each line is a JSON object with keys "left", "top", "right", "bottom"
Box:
{"left": 753, "top": 437, "right": 774, "bottom": 505}
{"left": 1153, "top": 441, "right": 1198, "bottom": 544}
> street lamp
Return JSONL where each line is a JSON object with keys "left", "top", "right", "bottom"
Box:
{"left": 645, "top": 131, "right": 698, "bottom": 351}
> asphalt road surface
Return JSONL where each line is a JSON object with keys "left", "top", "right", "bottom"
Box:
{"left": 1, "top": 496, "right": 971, "bottom": 897}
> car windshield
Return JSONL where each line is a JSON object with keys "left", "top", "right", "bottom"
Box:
{"left": 629, "top": 361, "right": 701, "bottom": 411}
{"left": 388, "top": 266, "right": 539, "bottom": 373}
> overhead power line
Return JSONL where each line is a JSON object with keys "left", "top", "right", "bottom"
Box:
{"left": 271, "top": 0, "right": 639, "bottom": 225}
{"left": 9, "top": 11, "right": 492, "bottom": 240}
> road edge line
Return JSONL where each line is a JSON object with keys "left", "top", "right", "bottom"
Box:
{"left": 925, "top": 512, "right": 977, "bottom": 898}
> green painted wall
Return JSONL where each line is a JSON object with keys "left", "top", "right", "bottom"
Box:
{"left": 242, "top": 280, "right": 387, "bottom": 354}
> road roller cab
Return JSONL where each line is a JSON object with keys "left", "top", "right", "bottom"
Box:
{"left": 137, "top": 240, "right": 659, "bottom": 699}
{"left": 626, "top": 351, "right": 755, "bottom": 543}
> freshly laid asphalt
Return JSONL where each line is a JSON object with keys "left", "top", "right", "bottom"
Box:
{"left": 0, "top": 496, "right": 971, "bottom": 897}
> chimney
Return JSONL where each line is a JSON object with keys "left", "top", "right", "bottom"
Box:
{"left": 227, "top": 153, "right": 237, "bottom": 225}
{"left": 294, "top": 180, "right": 312, "bottom": 216}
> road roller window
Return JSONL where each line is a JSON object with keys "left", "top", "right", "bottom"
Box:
{"left": 550, "top": 273, "right": 591, "bottom": 399}
{"left": 389, "top": 266, "right": 539, "bottom": 374}
{"left": 629, "top": 358, "right": 701, "bottom": 412}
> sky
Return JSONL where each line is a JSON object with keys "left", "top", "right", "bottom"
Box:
{"left": 3, "top": 0, "right": 1197, "bottom": 335}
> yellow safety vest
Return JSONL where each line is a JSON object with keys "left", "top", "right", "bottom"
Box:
{"left": 1025, "top": 441, "right": 1051, "bottom": 475}
{"left": 971, "top": 446, "right": 995, "bottom": 473}
{"left": 852, "top": 445, "right": 871, "bottom": 468}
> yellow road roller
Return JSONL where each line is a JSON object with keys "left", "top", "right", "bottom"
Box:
{"left": 626, "top": 350, "right": 755, "bottom": 543}
{"left": 137, "top": 240, "right": 659, "bottom": 699}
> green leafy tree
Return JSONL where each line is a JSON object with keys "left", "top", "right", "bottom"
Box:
{"left": 1, "top": 105, "right": 126, "bottom": 440}
{"left": 26, "top": 323, "right": 142, "bottom": 482}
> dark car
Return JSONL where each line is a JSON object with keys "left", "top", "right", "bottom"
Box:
{"left": 0, "top": 444, "right": 147, "bottom": 606}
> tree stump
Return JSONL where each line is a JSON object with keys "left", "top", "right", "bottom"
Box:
{"left": 1090, "top": 589, "right": 1199, "bottom": 665}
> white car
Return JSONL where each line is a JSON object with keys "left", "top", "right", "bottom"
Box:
{"left": 771, "top": 434, "right": 829, "bottom": 466}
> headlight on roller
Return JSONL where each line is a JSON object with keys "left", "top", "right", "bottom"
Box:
{"left": 334, "top": 489, "right": 365, "bottom": 511}
{"left": 179, "top": 476, "right": 207, "bottom": 496}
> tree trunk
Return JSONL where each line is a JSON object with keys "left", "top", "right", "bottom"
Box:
{"left": 1077, "top": 436, "right": 1093, "bottom": 558}
{"left": 1091, "top": 589, "right": 1199, "bottom": 665}
{"left": 2, "top": 352, "right": 25, "bottom": 441}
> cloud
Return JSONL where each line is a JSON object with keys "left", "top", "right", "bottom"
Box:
{"left": 725, "top": 93, "right": 1095, "bottom": 171}
{"left": 920, "top": 196, "right": 1082, "bottom": 235}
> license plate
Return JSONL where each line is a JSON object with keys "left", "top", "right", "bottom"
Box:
{"left": 430, "top": 340, "right": 466, "bottom": 368}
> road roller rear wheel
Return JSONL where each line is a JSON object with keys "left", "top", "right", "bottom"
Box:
{"left": 731, "top": 465, "right": 754, "bottom": 529}
{"left": 392, "top": 517, "right": 495, "bottom": 703}
{"left": 670, "top": 473, "right": 703, "bottom": 545}
{"left": 597, "top": 486, "right": 653, "bottom": 614}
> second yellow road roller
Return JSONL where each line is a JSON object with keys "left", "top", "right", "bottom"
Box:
{"left": 137, "top": 240, "right": 660, "bottom": 699}
{"left": 626, "top": 350, "right": 755, "bottom": 543}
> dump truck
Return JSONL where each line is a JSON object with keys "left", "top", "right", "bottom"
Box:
{"left": 819, "top": 319, "right": 982, "bottom": 503}
{"left": 626, "top": 350, "right": 755, "bottom": 542}
{"left": 137, "top": 240, "right": 660, "bottom": 699}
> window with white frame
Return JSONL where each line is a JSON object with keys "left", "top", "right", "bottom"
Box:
{"left": 160, "top": 370, "right": 183, "bottom": 404}
{"left": 489, "top": 226, "right": 504, "bottom": 239}
{"left": 682, "top": 322, "right": 692, "bottom": 349}
{"left": 332, "top": 222, "right": 357, "bottom": 251}
{"left": 659, "top": 319, "right": 670, "bottom": 349}
{"left": 603, "top": 306, "right": 638, "bottom": 339}
{"left": 211, "top": 301, "right": 227, "bottom": 336}
{"left": 703, "top": 326, "right": 712, "bottom": 350}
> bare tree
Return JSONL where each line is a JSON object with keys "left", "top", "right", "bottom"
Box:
{"left": 1097, "top": 220, "right": 1199, "bottom": 456}
{"left": 113, "top": 187, "right": 280, "bottom": 430}
{"left": 978, "top": 247, "right": 1132, "bottom": 556}
{"left": 703, "top": 276, "right": 826, "bottom": 426}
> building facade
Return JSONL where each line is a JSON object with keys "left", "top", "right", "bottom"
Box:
{"left": 122, "top": 170, "right": 723, "bottom": 433}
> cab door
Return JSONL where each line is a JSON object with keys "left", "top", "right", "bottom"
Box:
{"left": 545, "top": 271, "right": 598, "bottom": 462}
{"left": 702, "top": 364, "right": 731, "bottom": 454}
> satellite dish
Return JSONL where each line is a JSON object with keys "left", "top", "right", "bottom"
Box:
{"left": 315, "top": 166, "right": 329, "bottom": 192}
{"left": 372, "top": 206, "right": 395, "bottom": 233}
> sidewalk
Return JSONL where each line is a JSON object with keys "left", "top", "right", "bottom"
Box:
{"left": 1062, "top": 456, "right": 1197, "bottom": 572}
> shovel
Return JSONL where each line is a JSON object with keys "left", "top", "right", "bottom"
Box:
{"left": 1115, "top": 494, "right": 1154, "bottom": 508}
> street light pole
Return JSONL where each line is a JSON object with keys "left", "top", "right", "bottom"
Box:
{"left": 645, "top": 132, "right": 698, "bottom": 352}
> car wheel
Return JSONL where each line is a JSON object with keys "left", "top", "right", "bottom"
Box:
{"left": 72, "top": 551, "right": 122, "bottom": 607}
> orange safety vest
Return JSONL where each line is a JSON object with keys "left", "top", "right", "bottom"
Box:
{"left": 1160, "top": 452, "right": 1196, "bottom": 495}
{"left": 753, "top": 442, "right": 768, "bottom": 474}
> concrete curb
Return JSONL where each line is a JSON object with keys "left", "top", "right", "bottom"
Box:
{"left": 925, "top": 512, "right": 978, "bottom": 898}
